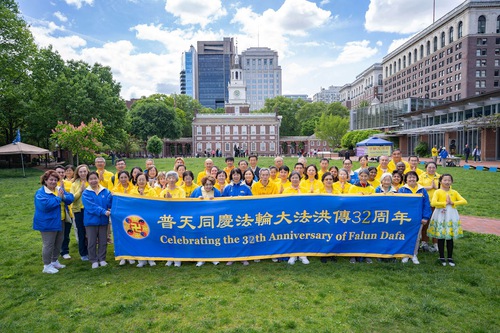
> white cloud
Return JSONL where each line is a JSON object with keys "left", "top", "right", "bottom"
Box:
{"left": 53, "top": 11, "right": 68, "bottom": 22}
{"left": 387, "top": 37, "right": 412, "bottom": 53}
{"left": 365, "top": 0, "right": 463, "bottom": 34}
{"left": 64, "top": 0, "right": 94, "bottom": 9}
{"left": 164, "top": 0, "right": 227, "bottom": 28}
{"left": 320, "top": 0, "right": 330, "bottom": 5}
{"left": 326, "top": 40, "right": 378, "bottom": 66}
{"left": 231, "top": 0, "right": 331, "bottom": 58}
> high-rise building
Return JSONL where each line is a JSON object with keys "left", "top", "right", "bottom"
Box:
{"left": 382, "top": 0, "right": 500, "bottom": 102}
{"left": 196, "top": 37, "right": 234, "bottom": 110}
{"left": 241, "top": 47, "right": 282, "bottom": 111}
{"left": 312, "top": 86, "right": 342, "bottom": 103}
{"left": 180, "top": 45, "right": 197, "bottom": 98}
{"left": 339, "top": 63, "right": 383, "bottom": 109}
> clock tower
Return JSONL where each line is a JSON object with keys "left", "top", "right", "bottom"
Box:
{"left": 225, "top": 46, "right": 250, "bottom": 114}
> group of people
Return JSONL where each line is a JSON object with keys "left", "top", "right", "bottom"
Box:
{"left": 33, "top": 151, "right": 467, "bottom": 273}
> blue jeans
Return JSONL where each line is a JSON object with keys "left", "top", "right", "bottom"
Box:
{"left": 74, "top": 211, "right": 88, "bottom": 257}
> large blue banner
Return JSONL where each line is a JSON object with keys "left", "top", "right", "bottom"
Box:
{"left": 110, "top": 194, "right": 423, "bottom": 261}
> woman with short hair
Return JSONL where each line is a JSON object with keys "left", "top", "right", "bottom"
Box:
{"left": 34, "top": 170, "right": 74, "bottom": 273}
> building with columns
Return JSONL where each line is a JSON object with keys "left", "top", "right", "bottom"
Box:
{"left": 339, "top": 63, "right": 383, "bottom": 110}
{"left": 313, "top": 86, "right": 342, "bottom": 103}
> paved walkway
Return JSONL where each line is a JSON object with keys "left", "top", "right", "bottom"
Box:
{"left": 461, "top": 215, "right": 500, "bottom": 236}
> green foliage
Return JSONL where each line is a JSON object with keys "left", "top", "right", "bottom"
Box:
{"left": 260, "top": 96, "right": 303, "bottom": 136}
{"left": 414, "top": 141, "right": 429, "bottom": 157}
{"left": 129, "top": 96, "right": 183, "bottom": 141}
{"left": 0, "top": 0, "right": 37, "bottom": 145}
{"left": 315, "top": 114, "right": 349, "bottom": 147}
{"left": 146, "top": 135, "right": 163, "bottom": 156}
{"left": 341, "top": 129, "right": 382, "bottom": 149}
{"left": 50, "top": 118, "right": 105, "bottom": 165}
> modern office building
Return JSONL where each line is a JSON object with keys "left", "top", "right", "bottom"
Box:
{"left": 312, "top": 86, "right": 342, "bottom": 103}
{"left": 283, "top": 94, "right": 312, "bottom": 102}
{"left": 196, "top": 37, "right": 235, "bottom": 110}
{"left": 382, "top": 0, "right": 500, "bottom": 102}
{"left": 240, "top": 47, "right": 282, "bottom": 111}
{"left": 339, "top": 63, "right": 383, "bottom": 109}
{"left": 180, "top": 45, "right": 197, "bottom": 98}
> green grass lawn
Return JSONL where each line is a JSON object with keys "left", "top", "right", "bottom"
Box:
{"left": 0, "top": 158, "right": 499, "bottom": 332}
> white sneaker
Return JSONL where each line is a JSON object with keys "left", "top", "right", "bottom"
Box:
{"left": 62, "top": 254, "right": 71, "bottom": 259}
{"left": 165, "top": 261, "right": 173, "bottom": 266}
{"left": 174, "top": 261, "right": 181, "bottom": 267}
{"left": 91, "top": 262, "right": 99, "bottom": 269}
{"left": 288, "top": 257, "right": 297, "bottom": 265}
{"left": 42, "top": 264, "right": 59, "bottom": 274}
{"left": 212, "top": 261, "right": 219, "bottom": 265}
{"left": 119, "top": 259, "right": 126, "bottom": 266}
{"left": 299, "top": 256, "right": 310, "bottom": 265}
{"left": 137, "top": 260, "right": 146, "bottom": 268}
{"left": 100, "top": 261, "right": 108, "bottom": 267}
{"left": 226, "top": 261, "right": 233, "bottom": 266}
{"left": 129, "top": 260, "right": 136, "bottom": 264}
{"left": 411, "top": 256, "right": 420, "bottom": 265}
{"left": 196, "top": 261, "right": 205, "bottom": 267}
{"left": 254, "top": 259, "right": 261, "bottom": 263}
{"left": 148, "top": 260, "right": 156, "bottom": 266}
{"left": 51, "top": 261, "right": 66, "bottom": 269}
{"left": 401, "top": 257, "right": 409, "bottom": 263}
{"left": 272, "top": 258, "right": 278, "bottom": 262}
{"left": 242, "top": 261, "right": 249, "bottom": 266}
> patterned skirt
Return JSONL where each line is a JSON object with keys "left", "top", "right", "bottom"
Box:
{"left": 427, "top": 205, "right": 463, "bottom": 240}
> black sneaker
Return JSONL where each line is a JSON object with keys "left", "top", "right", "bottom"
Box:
{"left": 439, "top": 258, "right": 447, "bottom": 266}
{"left": 447, "top": 258, "right": 456, "bottom": 267}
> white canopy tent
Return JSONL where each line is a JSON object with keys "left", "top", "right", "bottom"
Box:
{"left": 0, "top": 142, "right": 50, "bottom": 176}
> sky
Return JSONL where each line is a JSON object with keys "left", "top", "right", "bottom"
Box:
{"left": 17, "top": 0, "right": 465, "bottom": 101}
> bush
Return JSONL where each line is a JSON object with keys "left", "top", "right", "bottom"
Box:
{"left": 414, "top": 141, "right": 429, "bottom": 157}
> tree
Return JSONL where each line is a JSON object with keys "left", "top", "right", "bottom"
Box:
{"left": 51, "top": 118, "right": 105, "bottom": 164}
{"left": 315, "top": 114, "right": 350, "bottom": 148}
{"left": 0, "top": 0, "right": 37, "bottom": 145}
{"left": 326, "top": 102, "right": 349, "bottom": 118}
{"left": 147, "top": 135, "right": 163, "bottom": 157}
{"left": 260, "top": 96, "right": 303, "bottom": 136}
{"left": 129, "top": 97, "right": 183, "bottom": 141}
{"left": 341, "top": 129, "right": 381, "bottom": 149}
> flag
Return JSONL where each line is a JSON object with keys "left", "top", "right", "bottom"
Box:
{"left": 12, "top": 129, "right": 21, "bottom": 144}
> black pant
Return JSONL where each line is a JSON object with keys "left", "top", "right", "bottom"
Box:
{"left": 74, "top": 211, "right": 88, "bottom": 257}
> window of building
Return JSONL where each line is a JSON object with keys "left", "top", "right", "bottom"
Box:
{"left": 241, "top": 126, "right": 247, "bottom": 134}
{"left": 449, "top": 27, "right": 454, "bottom": 43}
{"left": 205, "top": 126, "right": 211, "bottom": 135}
{"left": 250, "top": 126, "right": 256, "bottom": 134}
{"left": 270, "top": 142, "right": 275, "bottom": 152}
{"left": 196, "top": 126, "right": 202, "bottom": 135}
{"left": 441, "top": 32, "right": 445, "bottom": 48}
{"left": 494, "top": 81, "right": 499, "bottom": 87}
{"left": 496, "top": 59, "right": 500, "bottom": 67}
{"left": 260, "top": 142, "right": 266, "bottom": 151}
{"left": 251, "top": 142, "right": 256, "bottom": 152}
{"left": 269, "top": 126, "right": 275, "bottom": 134}
{"left": 232, "top": 126, "right": 238, "bottom": 135}
{"left": 497, "top": 15, "right": 500, "bottom": 33}
{"left": 225, "top": 143, "right": 230, "bottom": 151}
{"left": 433, "top": 36, "right": 438, "bottom": 52}
{"left": 215, "top": 126, "right": 221, "bottom": 135}
{"left": 458, "top": 21, "right": 463, "bottom": 38}
{"left": 477, "top": 38, "right": 488, "bottom": 45}
{"left": 426, "top": 41, "right": 431, "bottom": 56}
{"left": 260, "top": 126, "right": 266, "bottom": 134}
{"left": 197, "top": 143, "right": 202, "bottom": 152}
{"left": 225, "top": 126, "right": 230, "bottom": 135}
{"left": 478, "top": 15, "right": 486, "bottom": 34}
{"left": 495, "top": 70, "right": 500, "bottom": 76}
{"left": 475, "top": 80, "right": 486, "bottom": 88}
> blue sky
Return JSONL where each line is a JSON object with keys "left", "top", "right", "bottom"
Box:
{"left": 18, "top": 0, "right": 464, "bottom": 100}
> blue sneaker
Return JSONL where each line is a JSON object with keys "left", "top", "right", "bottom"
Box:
{"left": 81, "top": 256, "right": 89, "bottom": 261}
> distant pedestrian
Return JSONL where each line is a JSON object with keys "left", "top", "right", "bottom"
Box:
{"left": 439, "top": 147, "right": 449, "bottom": 167}
{"left": 463, "top": 144, "right": 470, "bottom": 163}
{"left": 472, "top": 145, "right": 481, "bottom": 162}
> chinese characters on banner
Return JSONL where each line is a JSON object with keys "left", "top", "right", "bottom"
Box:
{"left": 111, "top": 193, "right": 423, "bottom": 261}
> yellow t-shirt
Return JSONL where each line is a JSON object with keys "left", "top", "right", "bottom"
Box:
{"left": 159, "top": 186, "right": 186, "bottom": 198}
{"left": 332, "top": 181, "right": 352, "bottom": 194}
{"left": 251, "top": 181, "right": 279, "bottom": 196}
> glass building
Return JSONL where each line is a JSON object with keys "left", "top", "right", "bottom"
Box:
{"left": 197, "top": 38, "right": 234, "bottom": 110}
{"left": 180, "top": 45, "right": 197, "bottom": 98}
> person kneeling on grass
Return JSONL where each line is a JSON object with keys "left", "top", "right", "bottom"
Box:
{"left": 82, "top": 171, "right": 113, "bottom": 269}
{"left": 34, "top": 170, "right": 74, "bottom": 274}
